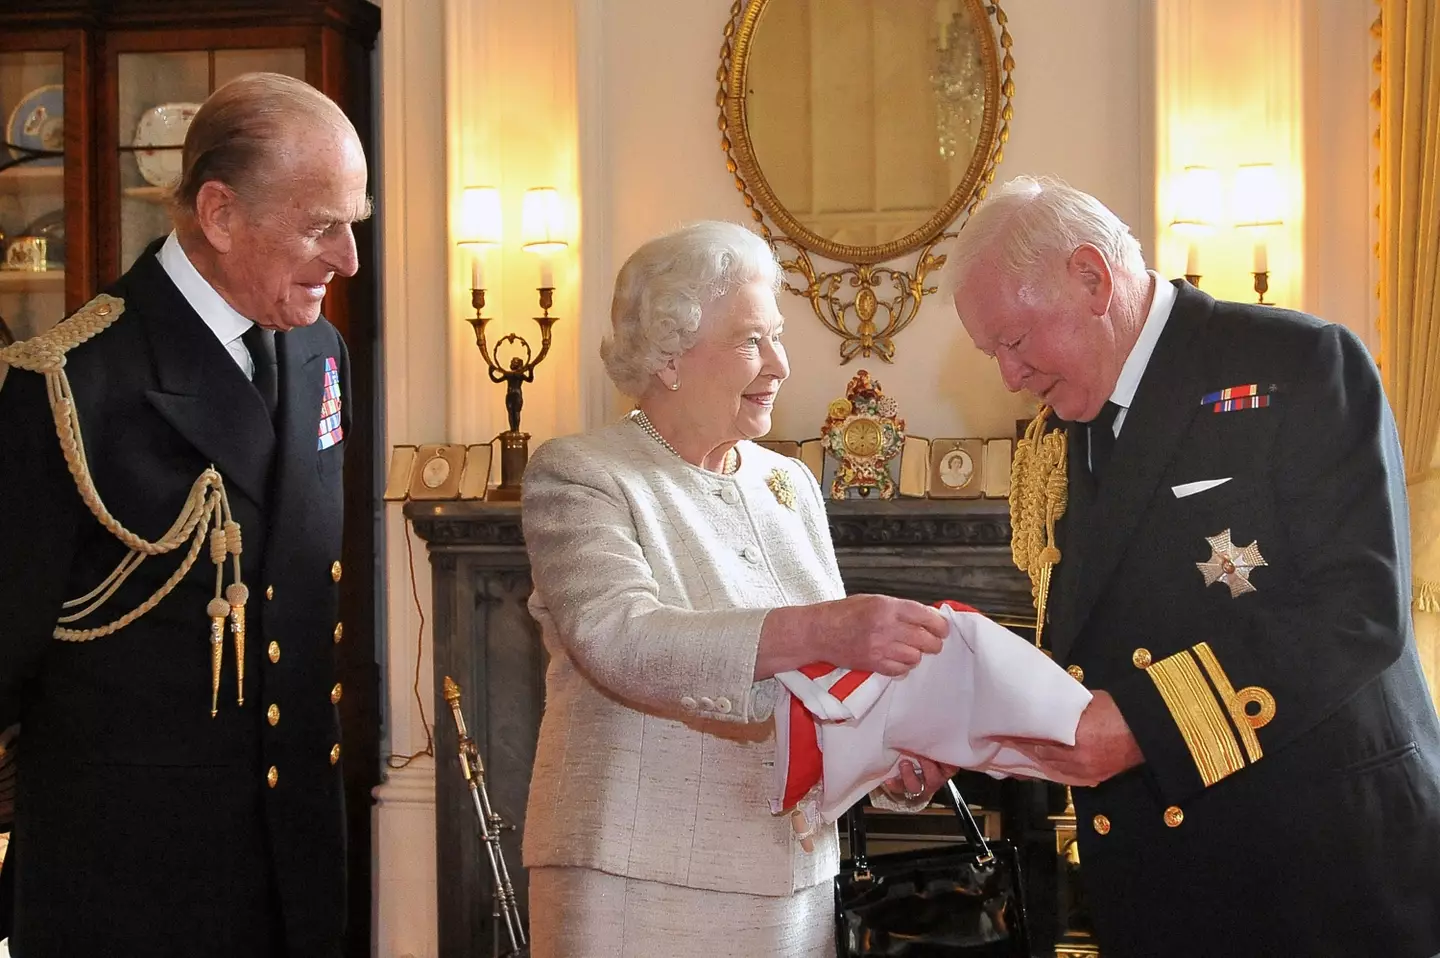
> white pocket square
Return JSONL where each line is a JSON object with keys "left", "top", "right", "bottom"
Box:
{"left": 1172, "top": 478, "right": 1232, "bottom": 498}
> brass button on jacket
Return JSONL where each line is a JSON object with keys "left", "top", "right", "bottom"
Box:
{"left": 1164, "top": 806, "right": 1184, "bottom": 828}
{"left": 1132, "top": 648, "right": 1153, "bottom": 669}
{"left": 1092, "top": 814, "right": 1111, "bottom": 835}
{"left": 265, "top": 585, "right": 275, "bottom": 601}
{"left": 330, "top": 561, "right": 343, "bottom": 583}
{"left": 329, "top": 744, "right": 342, "bottom": 765}
{"left": 332, "top": 622, "right": 344, "bottom": 644}
{"left": 266, "top": 766, "right": 279, "bottom": 788}
{"left": 1066, "top": 664, "right": 1085, "bottom": 683}
{"left": 266, "top": 704, "right": 280, "bottom": 726}
{"left": 330, "top": 682, "right": 343, "bottom": 705}
{"left": 267, "top": 641, "right": 281, "bottom": 664}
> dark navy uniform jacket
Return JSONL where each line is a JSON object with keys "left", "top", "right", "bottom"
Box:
{"left": 0, "top": 242, "right": 350, "bottom": 958}
{"left": 1051, "top": 281, "right": 1440, "bottom": 957}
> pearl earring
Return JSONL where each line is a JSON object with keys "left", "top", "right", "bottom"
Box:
{"left": 668, "top": 380, "right": 680, "bottom": 391}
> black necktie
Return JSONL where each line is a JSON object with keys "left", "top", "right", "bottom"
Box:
{"left": 241, "top": 325, "right": 278, "bottom": 419}
{"left": 1088, "top": 401, "right": 1122, "bottom": 481}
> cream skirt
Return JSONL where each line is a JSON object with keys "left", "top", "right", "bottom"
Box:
{"left": 528, "top": 865, "right": 835, "bottom": 958}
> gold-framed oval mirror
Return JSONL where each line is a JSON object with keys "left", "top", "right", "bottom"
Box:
{"left": 721, "top": 0, "right": 1011, "bottom": 265}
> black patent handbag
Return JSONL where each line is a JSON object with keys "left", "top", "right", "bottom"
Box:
{"left": 835, "top": 780, "right": 1030, "bottom": 957}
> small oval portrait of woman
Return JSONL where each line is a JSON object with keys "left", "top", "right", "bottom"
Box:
{"left": 939, "top": 448, "right": 975, "bottom": 489}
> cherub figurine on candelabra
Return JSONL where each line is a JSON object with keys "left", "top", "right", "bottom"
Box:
{"left": 467, "top": 286, "right": 559, "bottom": 500}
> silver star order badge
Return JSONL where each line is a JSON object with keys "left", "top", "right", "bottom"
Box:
{"left": 1196, "top": 529, "right": 1267, "bottom": 597}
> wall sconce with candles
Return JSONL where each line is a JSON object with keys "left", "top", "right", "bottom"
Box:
{"left": 457, "top": 185, "right": 568, "bottom": 501}
{"left": 1169, "top": 165, "right": 1223, "bottom": 289}
{"left": 1232, "top": 163, "right": 1284, "bottom": 305}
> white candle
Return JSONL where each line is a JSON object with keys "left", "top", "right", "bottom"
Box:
{"left": 539, "top": 258, "right": 555, "bottom": 289}
{"left": 1185, "top": 240, "right": 1200, "bottom": 277}
{"left": 1252, "top": 239, "right": 1268, "bottom": 274}
{"left": 471, "top": 252, "right": 484, "bottom": 291}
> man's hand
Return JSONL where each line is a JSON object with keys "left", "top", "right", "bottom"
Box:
{"left": 1002, "top": 691, "right": 1143, "bottom": 787}
{"left": 880, "top": 755, "right": 960, "bottom": 805}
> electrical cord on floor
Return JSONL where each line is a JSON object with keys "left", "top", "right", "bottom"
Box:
{"left": 386, "top": 518, "right": 434, "bottom": 769}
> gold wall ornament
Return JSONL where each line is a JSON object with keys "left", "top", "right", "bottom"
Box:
{"left": 717, "top": 0, "right": 1015, "bottom": 362}
{"left": 1009, "top": 406, "right": 1067, "bottom": 648}
{"left": 776, "top": 234, "right": 950, "bottom": 363}
{"left": 821, "top": 370, "right": 905, "bottom": 499}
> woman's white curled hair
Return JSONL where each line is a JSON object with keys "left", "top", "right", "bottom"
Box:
{"left": 602, "top": 221, "right": 781, "bottom": 398}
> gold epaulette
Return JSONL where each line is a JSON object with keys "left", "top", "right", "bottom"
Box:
{"left": 0, "top": 293, "right": 126, "bottom": 373}
{"left": 1146, "top": 642, "right": 1276, "bottom": 787}
{"left": 1008, "top": 405, "right": 1067, "bottom": 648}
{"left": 2, "top": 292, "right": 251, "bottom": 715}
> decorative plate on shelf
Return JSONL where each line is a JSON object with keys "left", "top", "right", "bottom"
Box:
{"left": 5, "top": 84, "right": 64, "bottom": 166}
{"left": 133, "top": 102, "right": 201, "bottom": 188}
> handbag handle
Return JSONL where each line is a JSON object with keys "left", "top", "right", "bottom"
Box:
{"left": 846, "top": 778, "right": 994, "bottom": 880}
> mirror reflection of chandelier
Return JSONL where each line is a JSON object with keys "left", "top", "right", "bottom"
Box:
{"left": 931, "top": 0, "right": 984, "bottom": 160}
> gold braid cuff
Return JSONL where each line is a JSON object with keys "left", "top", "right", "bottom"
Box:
{"left": 1146, "top": 643, "right": 1275, "bottom": 787}
{"left": 1009, "top": 406, "right": 1067, "bottom": 648}
{"left": 1192, "top": 641, "right": 1274, "bottom": 763}
{"left": 0, "top": 294, "right": 249, "bottom": 715}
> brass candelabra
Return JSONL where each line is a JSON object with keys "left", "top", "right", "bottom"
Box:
{"left": 466, "top": 287, "right": 559, "bottom": 501}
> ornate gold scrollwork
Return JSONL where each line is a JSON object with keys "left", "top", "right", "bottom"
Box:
{"left": 718, "top": 0, "right": 1015, "bottom": 363}
{"left": 776, "top": 234, "right": 951, "bottom": 364}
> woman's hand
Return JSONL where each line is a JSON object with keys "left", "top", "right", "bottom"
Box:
{"left": 880, "top": 755, "right": 959, "bottom": 806}
{"left": 756, "top": 594, "right": 948, "bottom": 679}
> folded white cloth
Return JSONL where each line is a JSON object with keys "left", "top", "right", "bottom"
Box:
{"left": 772, "top": 603, "right": 1092, "bottom": 823}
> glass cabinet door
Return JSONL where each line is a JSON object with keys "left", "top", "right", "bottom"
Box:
{"left": 0, "top": 49, "right": 67, "bottom": 345}
{"left": 113, "top": 46, "right": 305, "bottom": 274}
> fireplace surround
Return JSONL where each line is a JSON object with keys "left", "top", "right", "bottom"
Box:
{"left": 407, "top": 496, "right": 1085, "bottom": 957}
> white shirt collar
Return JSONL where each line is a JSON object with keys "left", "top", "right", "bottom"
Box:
{"left": 156, "top": 231, "right": 256, "bottom": 347}
{"left": 1109, "top": 271, "right": 1177, "bottom": 410}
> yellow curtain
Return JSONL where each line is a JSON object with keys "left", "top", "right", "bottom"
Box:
{"left": 1377, "top": 0, "right": 1440, "bottom": 707}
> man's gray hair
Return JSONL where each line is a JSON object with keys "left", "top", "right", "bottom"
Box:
{"left": 173, "top": 72, "right": 357, "bottom": 216}
{"left": 602, "top": 221, "right": 781, "bottom": 397}
{"left": 943, "top": 175, "right": 1146, "bottom": 300}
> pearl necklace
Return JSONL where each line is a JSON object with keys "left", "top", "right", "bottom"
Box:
{"left": 631, "top": 409, "right": 738, "bottom": 475}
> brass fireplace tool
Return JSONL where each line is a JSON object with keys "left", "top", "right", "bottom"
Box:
{"left": 465, "top": 287, "right": 558, "bottom": 501}
{"left": 444, "top": 675, "right": 528, "bottom": 955}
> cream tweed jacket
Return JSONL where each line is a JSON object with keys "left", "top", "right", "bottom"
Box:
{"left": 520, "top": 418, "right": 846, "bottom": 896}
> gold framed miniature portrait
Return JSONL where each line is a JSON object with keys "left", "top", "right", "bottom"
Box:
{"left": 407, "top": 444, "right": 468, "bottom": 500}
{"left": 929, "top": 439, "right": 985, "bottom": 498}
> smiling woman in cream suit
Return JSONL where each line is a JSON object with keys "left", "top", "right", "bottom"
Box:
{"left": 521, "top": 222, "right": 953, "bottom": 957}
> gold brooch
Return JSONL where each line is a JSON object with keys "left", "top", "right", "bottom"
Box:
{"left": 1196, "top": 529, "right": 1267, "bottom": 597}
{"left": 766, "top": 468, "right": 796, "bottom": 510}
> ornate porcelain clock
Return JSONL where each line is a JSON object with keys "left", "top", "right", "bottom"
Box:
{"left": 820, "top": 370, "right": 905, "bottom": 499}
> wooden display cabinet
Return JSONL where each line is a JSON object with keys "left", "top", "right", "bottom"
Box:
{"left": 0, "top": 5, "right": 381, "bottom": 957}
{"left": 0, "top": 27, "right": 92, "bottom": 347}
